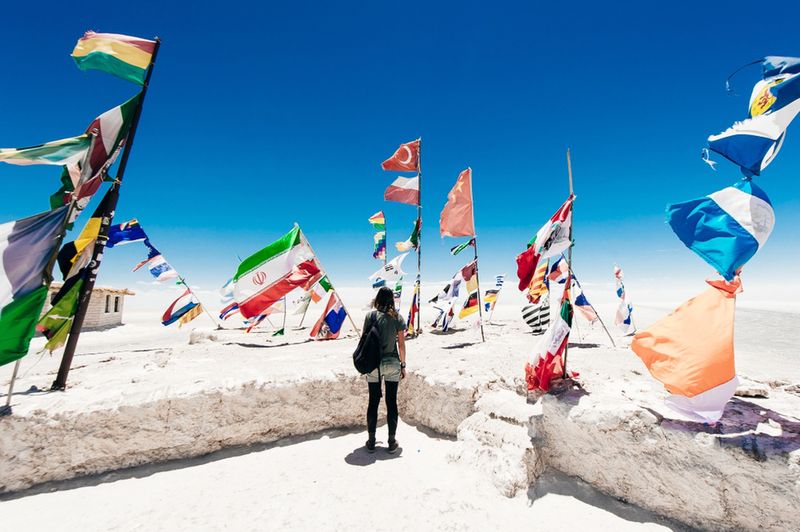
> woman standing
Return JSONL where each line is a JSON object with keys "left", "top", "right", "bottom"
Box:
{"left": 363, "top": 286, "right": 407, "bottom": 453}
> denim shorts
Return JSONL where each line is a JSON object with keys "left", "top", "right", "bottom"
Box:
{"left": 366, "top": 357, "right": 402, "bottom": 383}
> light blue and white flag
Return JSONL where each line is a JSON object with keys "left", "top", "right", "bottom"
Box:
{"left": 666, "top": 179, "right": 774, "bottom": 281}
{"left": 708, "top": 56, "right": 800, "bottom": 176}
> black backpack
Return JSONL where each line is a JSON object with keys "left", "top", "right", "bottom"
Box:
{"left": 353, "top": 311, "right": 383, "bottom": 375}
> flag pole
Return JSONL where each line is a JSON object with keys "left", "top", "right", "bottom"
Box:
{"left": 1, "top": 359, "right": 21, "bottom": 415}
{"left": 281, "top": 295, "right": 287, "bottom": 332}
{"left": 415, "top": 137, "right": 423, "bottom": 336}
{"left": 384, "top": 212, "right": 388, "bottom": 268}
{"left": 563, "top": 148, "right": 574, "bottom": 379}
{"left": 297, "top": 225, "right": 361, "bottom": 335}
{"left": 469, "top": 169, "right": 485, "bottom": 342}
{"left": 298, "top": 293, "right": 311, "bottom": 328}
{"left": 52, "top": 37, "right": 161, "bottom": 391}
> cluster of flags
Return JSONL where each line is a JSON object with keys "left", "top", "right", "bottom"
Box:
{"left": 222, "top": 224, "right": 349, "bottom": 340}
{"left": 368, "top": 211, "right": 386, "bottom": 261}
{"left": 0, "top": 31, "right": 157, "bottom": 367}
{"left": 630, "top": 55, "right": 796, "bottom": 423}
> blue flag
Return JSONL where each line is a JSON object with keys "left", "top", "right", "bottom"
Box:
{"left": 107, "top": 219, "right": 147, "bottom": 248}
{"left": 666, "top": 179, "right": 774, "bottom": 281}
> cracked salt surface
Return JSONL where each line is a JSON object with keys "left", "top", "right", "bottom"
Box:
{"left": 0, "top": 420, "right": 680, "bottom": 532}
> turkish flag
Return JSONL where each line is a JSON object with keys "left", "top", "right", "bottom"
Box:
{"left": 439, "top": 168, "right": 475, "bottom": 237}
{"left": 381, "top": 139, "right": 420, "bottom": 172}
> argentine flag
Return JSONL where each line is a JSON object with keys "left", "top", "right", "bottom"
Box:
{"left": 667, "top": 179, "right": 774, "bottom": 281}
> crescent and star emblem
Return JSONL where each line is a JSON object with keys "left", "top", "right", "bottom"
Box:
{"left": 397, "top": 145, "right": 413, "bottom": 165}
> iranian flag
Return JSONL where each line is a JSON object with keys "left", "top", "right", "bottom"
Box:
{"left": 525, "top": 294, "right": 573, "bottom": 392}
{"left": 233, "top": 226, "right": 320, "bottom": 319}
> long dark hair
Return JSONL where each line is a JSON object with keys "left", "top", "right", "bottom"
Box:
{"left": 373, "top": 286, "right": 398, "bottom": 318}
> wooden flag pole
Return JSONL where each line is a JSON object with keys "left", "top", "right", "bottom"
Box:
{"left": 52, "top": 37, "right": 161, "bottom": 391}
{"left": 2, "top": 131, "right": 100, "bottom": 412}
{"left": 298, "top": 225, "right": 361, "bottom": 336}
{"left": 177, "top": 276, "right": 221, "bottom": 329}
{"left": 298, "top": 293, "right": 311, "bottom": 328}
{"left": 564, "top": 262, "right": 617, "bottom": 348}
{"left": 562, "top": 148, "right": 574, "bottom": 379}
{"left": 415, "top": 137, "right": 423, "bottom": 336}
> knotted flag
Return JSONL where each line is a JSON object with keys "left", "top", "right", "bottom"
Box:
{"left": 631, "top": 278, "right": 741, "bottom": 423}
{"left": 666, "top": 178, "right": 774, "bottom": 281}
{"left": 525, "top": 287, "right": 573, "bottom": 392}
{"left": 395, "top": 218, "right": 421, "bottom": 252}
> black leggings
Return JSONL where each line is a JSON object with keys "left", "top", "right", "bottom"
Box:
{"left": 367, "top": 380, "right": 398, "bottom": 439}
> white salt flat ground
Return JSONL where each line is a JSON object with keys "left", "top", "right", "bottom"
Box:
{"left": 0, "top": 420, "right": 680, "bottom": 532}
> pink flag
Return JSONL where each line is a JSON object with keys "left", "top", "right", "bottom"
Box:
{"left": 439, "top": 168, "right": 475, "bottom": 237}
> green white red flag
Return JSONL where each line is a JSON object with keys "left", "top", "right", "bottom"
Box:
{"left": 233, "top": 226, "right": 319, "bottom": 319}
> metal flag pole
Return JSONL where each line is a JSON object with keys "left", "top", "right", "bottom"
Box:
{"left": 52, "top": 37, "right": 162, "bottom": 391}
{"left": 298, "top": 292, "right": 311, "bottom": 328}
{"left": 297, "top": 225, "right": 361, "bottom": 335}
{"left": 469, "top": 169, "right": 486, "bottom": 342}
{"left": 415, "top": 137, "right": 422, "bottom": 336}
{"left": 562, "top": 148, "right": 574, "bottom": 379}
{"left": 280, "top": 295, "right": 287, "bottom": 332}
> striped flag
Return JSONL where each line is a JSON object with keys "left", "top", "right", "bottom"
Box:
{"left": 571, "top": 278, "right": 597, "bottom": 323}
{"left": 162, "top": 290, "right": 199, "bottom": 326}
{"left": 0, "top": 207, "right": 70, "bottom": 366}
{"left": 233, "top": 226, "right": 319, "bottom": 319}
{"left": 708, "top": 56, "right": 800, "bottom": 176}
{"left": 178, "top": 303, "right": 204, "bottom": 327}
{"left": 525, "top": 288, "right": 573, "bottom": 392}
{"left": 613, "top": 266, "right": 635, "bottom": 335}
{"left": 0, "top": 135, "right": 91, "bottom": 167}
{"left": 219, "top": 302, "right": 240, "bottom": 320}
{"left": 516, "top": 196, "right": 574, "bottom": 291}
{"left": 667, "top": 178, "right": 774, "bottom": 281}
{"left": 526, "top": 259, "right": 549, "bottom": 304}
{"left": 522, "top": 298, "right": 550, "bottom": 335}
{"left": 310, "top": 293, "right": 347, "bottom": 340}
{"left": 406, "top": 286, "right": 419, "bottom": 335}
{"left": 632, "top": 279, "right": 740, "bottom": 422}
{"left": 459, "top": 290, "right": 479, "bottom": 318}
{"left": 72, "top": 31, "right": 156, "bottom": 85}
{"left": 449, "top": 238, "right": 475, "bottom": 256}
{"left": 384, "top": 176, "right": 420, "bottom": 206}
{"left": 395, "top": 218, "right": 421, "bottom": 252}
{"left": 368, "top": 211, "right": 386, "bottom": 230}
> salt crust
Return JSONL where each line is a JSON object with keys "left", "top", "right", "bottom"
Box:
{"left": 2, "top": 305, "right": 799, "bottom": 531}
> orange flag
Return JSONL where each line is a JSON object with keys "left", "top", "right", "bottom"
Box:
{"left": 631, "top": 277, "right": 741, "bottom": 422}
{"left": 439, "top": 168, "right": 475, "bottom": 237}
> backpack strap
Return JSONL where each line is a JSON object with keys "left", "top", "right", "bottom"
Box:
{"left": 373, "top": 310, "right": 383, "bottom": 398}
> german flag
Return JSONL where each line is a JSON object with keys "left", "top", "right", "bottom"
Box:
{"left": 459, "top": 290, "right": 479, "bottom": 318}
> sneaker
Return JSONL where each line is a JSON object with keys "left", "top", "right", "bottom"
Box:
{"left": 387, "top": 438, "right": 399, "bottom": 454}
{"left": 366, "top": 438, "right": 376, "bottom": 453}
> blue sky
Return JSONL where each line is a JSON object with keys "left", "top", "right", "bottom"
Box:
{"left": 1, "top": 1, "right": 799, "bottom": 298}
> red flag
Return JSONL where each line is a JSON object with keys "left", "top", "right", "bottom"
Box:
{"left": 516, "top": 246, "right": 539, "bottom": 291}
{"left": 381, "top": 139, "right": 420, "bottom": 172}
{"left": 439, "top": 168, "right": 475, "bottom": 237}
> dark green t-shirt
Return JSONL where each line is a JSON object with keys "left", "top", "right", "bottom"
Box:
{"left": 363, "top": 310, "right": 406, "bottom": 359}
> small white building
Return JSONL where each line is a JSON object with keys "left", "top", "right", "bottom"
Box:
{"left": 45, "top": 284, "right": 135, "bottom": 329}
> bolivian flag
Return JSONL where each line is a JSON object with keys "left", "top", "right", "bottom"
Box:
{"left": 72, "top": 31, "right": 156, "bottom": 85}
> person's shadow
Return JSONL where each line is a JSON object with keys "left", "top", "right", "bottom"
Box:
{"left": 344, "top": 442, "right": 403, "bottom": 466}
